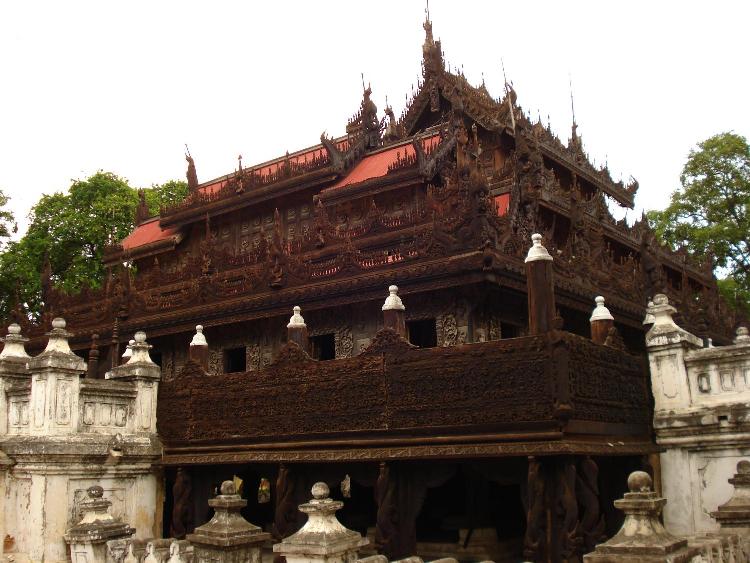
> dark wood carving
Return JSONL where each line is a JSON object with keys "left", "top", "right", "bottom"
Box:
{"left": 170, "top": 467, "right": 194, "bottom": 539}
{"left": 375, "top": 461, "right": 397, "bottom": 559}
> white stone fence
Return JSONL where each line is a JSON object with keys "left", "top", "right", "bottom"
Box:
{"left": 1, "top": 319, "right": 159, "bottom": 438}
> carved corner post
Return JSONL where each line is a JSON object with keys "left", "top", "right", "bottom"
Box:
{"left": 170, "top": 467, "right": 194, "bottom": 539}
{"left": 286, "top": 307, "right": 309, "bottom": 353}
{"left": 525, "top": 234, "right": 555, "bottom": 335}
{"left": 374, "top": 461, "right": 398, "bottom": 559}
{"left": 188, "top": 325, "right": 209, "bottom": 371}
{"left": 523, "top": 456, "right": 584, "bottom": 562}
{"left": 382, "top": 286, "right": 406, "bottom": 337}
{"left": 110, "top": 317, "right": 120, "bottom": 370}
{"left": 86, "top": 333, "right": 100, "bottom": 378}
{"left": 575, "top": 457, "right": 606, "bottom": 555}
{"left": 589, "top": 296, "right": 614, "bottom": 345}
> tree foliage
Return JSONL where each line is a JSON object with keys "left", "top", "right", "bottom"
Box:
{"left": 648, "top": 132, "right": 750, "bottom": 312}
{"left": 0, "top": 172, "right": 188, "bottom": 320}
{"left": 0, "top": 189, "right": 17, "bottom": 248}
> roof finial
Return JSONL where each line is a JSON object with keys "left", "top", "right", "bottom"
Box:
{"left": 426, "top": 0, "right": 430, "bottom": 22}
{"left": 569, "top": 73, "right": 578, "bottom": 138}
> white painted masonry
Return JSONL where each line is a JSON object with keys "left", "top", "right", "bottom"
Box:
{"left": 645, "top": 295, "right": 750, "bottom": 536}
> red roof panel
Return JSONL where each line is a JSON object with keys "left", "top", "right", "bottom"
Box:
{"left": 122, "top": 218, "right": 179, "bottom": 251}
{"left": 331, "top": 135, "right": 440, "bottom": 190}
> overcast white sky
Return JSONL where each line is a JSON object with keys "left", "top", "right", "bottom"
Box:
{"left": 1, "top": 1, "right": 748, "bottom": 234}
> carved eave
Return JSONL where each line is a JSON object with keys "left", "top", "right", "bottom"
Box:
{"left": 103, "top": 229, "right": 185, "bottom": 266}
{"left": 317, "top": 131, "right": 449, "bottom": 206}
{"left": 159, "top": 166, "right": 338, "bottom": 229}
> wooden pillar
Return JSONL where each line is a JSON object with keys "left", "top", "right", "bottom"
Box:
{"left": 286, "top": 307, "right": 309, "bottom": 352}
{"left": 274, "top": 463, "right": 298, "bottom": 542}
{"left": 525, "top": 234, "right": 556, "bottom": 335}
{"left": 524, "top": 456, "right": 586, "bottom": 562}
{"left": 188, "top": 325, "right": 209, "bottom": 370}
{"left": 381, "top": 286, "right": 406, "bottom": 337}
{"left": 170, "top": 467, "right": 194, "bottom": 539}
{"left": 589, "top": 296, "right": 614, "bottom": 345}
{"left": 375, "top": 461, "right": 397, "bottom": 559}
{"left": 86, "top": 333, "right": 99, "bottom": 378}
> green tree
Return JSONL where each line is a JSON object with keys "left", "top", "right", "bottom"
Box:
{"left": 145, "top": 179, "right": 189, "bottom": 215}
{"left": 0, "top": 173, "right": 188, "bottom": 320}
{"left": 648, "top": 132, "right": 750, "bottom": 312}
{"left": 0, "top": 189, "right": 17, "bottom": 248}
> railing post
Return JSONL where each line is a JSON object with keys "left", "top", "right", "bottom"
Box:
{"left": 525, "top": 234, "right": 555, "bottom": 335}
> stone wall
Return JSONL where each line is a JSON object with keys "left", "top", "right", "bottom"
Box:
{"left": 0, "top": 320, "right": 163, "bottom": 563}
{"left": 645, "top": 294, "right": 750, "bottom": 536}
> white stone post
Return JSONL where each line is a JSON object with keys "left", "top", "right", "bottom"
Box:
{"left": 0, "top": 323, "right": 31, "bottom": 436}
{"left": 28, "top": 318, "right": 86, "bottom": 436}
{"left": 107, "top": 331, "right": 160, "bottom": 434}
{"left": 187, "top": 480, "right": 270, "bottom": 563}
{"left": 712, "top": 460, "right": 750, "bottom": 559}
{"left": 273, "top": 482, "right": 368, "bottom": 563}
{"left": 645, "top": 295, "right": 703, "bottom": 413}
{"left": 22, "top": 318, "right": 87, "bottom": 563}
{"left": 64, "top": 485, "right": 135, "bottom": 563}
{"left": 584, "top": 471, "right": 700, "bottom": 562}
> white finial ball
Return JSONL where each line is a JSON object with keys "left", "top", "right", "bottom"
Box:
{"left": 595, "top": 296, "right": 605, "bottom": 306}
{"left": 738, "top": 326, "right": 749, "bottom": 337}
{"left": 294, "top": 306, "right": 301, "bottom": 314}
{"left": 531, "top": 233, "right": 542, "bottom": 245}
{"left": 52, "top": 317, "right": 66, "bottom": 330}
{"left": 311, "top": 482, "right": 329, "bottom": 500}
{"left": 134, "top": 331, "right": 146, "bottom": 344}
{"left": 8, "top": 323, "right": 20, "bottom": 335}
{"left": 196, "top": 325, "right": 203, "bottom": 333}
{"left": 389, "top": 285, "right": 398, "bottom": 295}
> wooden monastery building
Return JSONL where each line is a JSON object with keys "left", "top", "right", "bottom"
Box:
{"left": 12, "top": 15, "right": 739, "bottom": 563}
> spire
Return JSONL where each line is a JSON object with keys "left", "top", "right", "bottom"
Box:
{"left": 185, "top": 145, "right": 198, "bottom": 193}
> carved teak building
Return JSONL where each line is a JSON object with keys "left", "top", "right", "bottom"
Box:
{"left": 20, "top": 17, "right": 737, "bottom": 563}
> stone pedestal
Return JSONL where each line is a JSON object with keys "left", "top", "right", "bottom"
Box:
{"left": 584, "top": 471, "right": 700, "bottom": 562}
{"left": 273, "top": 482, "right": 368, "bottom": 563}
{"left": 187, "top": 480, "right": 270, "bottom": 563}
{"left": 64, "top": 486, "right": 135, "bottom": 563}
{"left": 712, "top": 460, "right": 750, "bottom": 558}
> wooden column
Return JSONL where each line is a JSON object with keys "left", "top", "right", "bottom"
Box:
{"left": 381, "top": 285, "right": 406, "bottom": 337}
{"left": 286, "top": 307, "right": 309, "bottom": 352}
{"left": 525, "top": 234, "right": 556, "bottom": 335}
{"left": 170, "top": 467, "right": 194, "bottom": 539}
{"left": 188, "top": 325, "right": 209, "bottom": 370}
{"left": 589, "top": 296, "right": 614, "bottom": 345}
